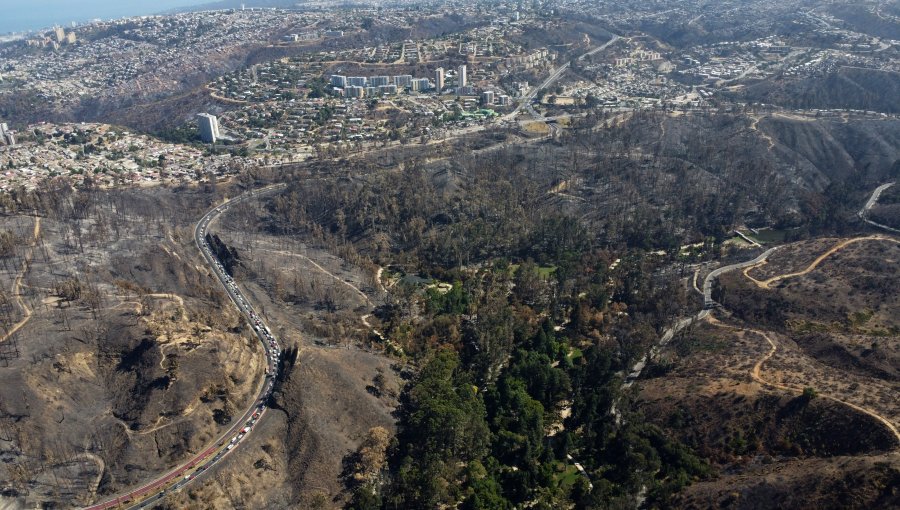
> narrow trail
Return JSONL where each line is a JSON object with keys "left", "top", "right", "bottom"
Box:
{"left": 1, "top": 217, "right": 41, "bottom": 343}
{"left": 262, "top": 248, "right": 371, "bottom": 305}
{"left": 260, "top": 247, "right": 390, "bottom": 341}
{"left": 145, "top": 293, "right": 188, "bottom": 321}
{"left": 706, "top": 316, "right": 900, "bottom": 446}
{"left": 749, "top": 116, "right": 776, "bottom": 151}
{"left": 374, "top": 266, "right": 386, "bottom": 293}
{"left": 75, "top": 452, "right": 106, "bottom": 505}
{"left": 696, "top": 191, "right": 900, "bottom": 449}
{"left": 360, "top": 314, "right": 386, "bottom": 341}
{"left": 744, "top": 235, "right": 899, "bottom": 289}
{"left": 112, "top": 414, "right": 188, "bottom": 437}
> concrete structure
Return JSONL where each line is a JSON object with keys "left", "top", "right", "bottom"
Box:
{"left": 197, "top": 113, "right": 220, "bottom": 143}
{"left": 435, "top": 67, "right": 445, "bottom": 92}
{"left": 0, "top": 123, "right": 15, "bottom": 146}
{"left": 393, "top": 75, "right": 413, "bottom": 88}
{"left": 344, "top": 85, "right": 365, "bottom": 98}
{"left": 481, "top": 90, "right": 495, "bottom": 105}
{"left": 54, "top": 27, "right": 66, "bottom": 43}
{"left": 498, "top": 94, "right": 510, "bottom": 106}
{"left": 347, "top": 76, "right": 367, "bottom": 87}
{"left": 379, "top": 84, "right": 398, "bottom": 95}
{"left": 411, "top": 78, "right": 431, "bottom": 92}
{"left": 330, "top": 75, "right": 347, "bottom": 88}
{"left": 458, "top": 65, "right": 467, "bottom": 87}
{"left": 369, "top": 75, "right": 390, "bottom": 87}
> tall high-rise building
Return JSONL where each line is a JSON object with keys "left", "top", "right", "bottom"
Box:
{"left": 0, "top": 123, "right": 15, "bottom": 146}
{"left": 53, "top": 27, "right": 66, "bottom": 43}
{"left": 411, "top": 78, "right": 431, "bottom": 92}
{"left": 435, "top": 68, "right": 445, "bottom": 92}
{"left": 458, "top": 65, "right": 467, "bottom": 88}
{"left": 197, "top": 114, "right": 220, "bottom": 143}
{"left": 481, "top": 90, "right": 495, "bottom": 105}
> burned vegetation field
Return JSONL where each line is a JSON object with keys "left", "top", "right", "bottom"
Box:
{"left": 637, "top": 236, "right": 900, "bottom": 509}
{"left": 0, "top": 183, "right": 268, "bottom": 508}
{"left": 0, "top": 105, "right": 898, "bottom": 510}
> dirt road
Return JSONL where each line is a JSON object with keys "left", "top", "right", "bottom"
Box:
{"left": 745, "top": 235, "right": 899, "bottom": 289}
{"left": 1, "top": 217, "right": 41, "bottom": 344}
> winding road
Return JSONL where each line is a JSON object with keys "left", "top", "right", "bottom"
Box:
{"left": 859, "top": 182, "right": 899, "bottom": 234}
{"left": 707, "top": 314, "right": 900, "bottom": 446}
{"left": 619, "top": 246, "right": 779, "bottom": 392}
{"left": 83, "top": 184, "right": 286, "bottom": 510}
{"left": 1, "top": 217, "right": 40, "bottom": 344}
{"left": 701, "top": 225, "right": 900, "bottom": 447}
{"left": 702, "top": 247, "right": 779, "bottom": 309}
{"left": 744, "top": 235, "right": 899, "bottom": 289}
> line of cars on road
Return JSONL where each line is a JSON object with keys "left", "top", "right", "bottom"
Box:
{"left": 85, "top": 186, "right": 286, "bottom": 510}
{"left": 201, "top": 239, "right": 283, "bottom": 376}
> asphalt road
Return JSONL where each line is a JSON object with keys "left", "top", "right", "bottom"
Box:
{"left": 83, "top": 183, "right": 287, "bottom": 510}
{"left": 619, "top": 246, "right": 780, "bottom": 394}
{"left": 859, "top": 182, "right": 899, "bottom": 234}
{"left": 507, "top": 34, "right": 620, "bottom": 121}
{"left": 702, "top": 247, "right": 780, "bottom": 309}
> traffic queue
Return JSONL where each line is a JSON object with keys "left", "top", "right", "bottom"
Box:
{"left": 86, "top": 186, "right": 287, "bottom": 510}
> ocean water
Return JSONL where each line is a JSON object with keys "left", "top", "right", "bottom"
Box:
{"left": 0, "top": 0, "right": 210, "bottom": 35}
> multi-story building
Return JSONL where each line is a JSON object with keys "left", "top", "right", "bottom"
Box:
{"left": 498, "top": 95, "right": 510, "bottom": 106}
{"left": 435, "top": 67, "right": 445, "bottom": 92}
{"left": 369, "top": 76, "right": 390, "bottom": 87}
{"left": 330, "top": 75, "right": 347, "bottom": 88}
{"left": 393, "top": 75, "right": 413, "bottom": 88}
{"left": 344, "top": 85, "right": 366, "bottom": 98}
{"left": 411, "top": 78, "right": 431, "bottom": 92}
{"left": 0, "top": 123, "right": 15, "bottom": 146}
{"left": 366, "top": 86, "right": 381, "bottom": 97}
{"left": 347, "top": 76, "right": 367, "bottom": 87}
{"left": 197, "top": 113, "right": 220, "bottom": 143}
{"left": 379, "top": 84, "right": 398, "bottom": 95}
{"left": 481, "top": 90, "right": 495, "bottom": 105}
{"left": 458, "top": 65, "right": 467, "bottom": 88}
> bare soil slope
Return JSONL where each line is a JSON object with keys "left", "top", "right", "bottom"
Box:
{"left": 638, "top": 235, "right": 900, "bottom": 509}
